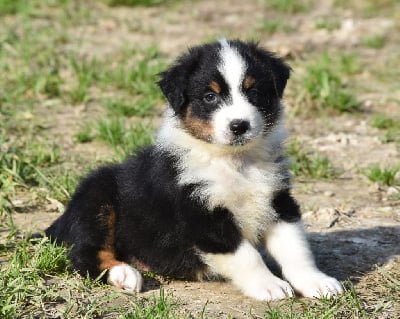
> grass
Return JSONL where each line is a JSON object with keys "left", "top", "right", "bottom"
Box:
{"left": 0, "top": 236, "right": 183, "bottom": 319}
{"left": 371, "top": 114, "right": 400, "bottom": 130}
{"left": 104, "top": 97, "right": 157, "bottom": 117}
{"left": 293, "top": 53, "right": 360, "bottom": 114}
{"left": 288, "top": 141, "right": 337, "bottom": 179}
{"left": 315, "top": 18, "right": 341, "bottom": 31}
{"left": 94, "top": 117, "right": 154, "bottom": 159}
{"left": 371, "top": 114, "right": 400, "bottom": 143}
{"left": 258, "top": 20, "right": 292, "bottom": 34}
{"left": 0, "top": 237, "right": 69, "bottom": 318}
{"left": 365, "top": 165, "right": 400, "bottom": 186}
{"left": 0, "top": 0, "right": 31, "bottom": 16}
{"left": 268, "top": 0, "right": 311, "bottom": 13}
{"left": 334, "top": 0, "right": 400, "bottom": 17}
{"left": 103, "top": 0, "right": 171, "bottom": 7}
{"left": 361, "top": 35, "right": 386, "bottom": 49}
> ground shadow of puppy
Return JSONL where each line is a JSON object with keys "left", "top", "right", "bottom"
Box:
{"left": 309, "top": 226, "right": 399, "bottom": 282}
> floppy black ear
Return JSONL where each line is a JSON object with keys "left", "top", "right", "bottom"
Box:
{"left": 249, "top": 43, "right": 291, "bottom": 98}
{"left": 158, "top": 48, "right": 200, "bottom": 113}
{"left": 269, "top": 56, "right": 291, "bottom": 98}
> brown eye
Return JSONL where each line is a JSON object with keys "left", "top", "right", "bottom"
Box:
{"left": 203, "top": 92, "right": 218, "bottom": 104}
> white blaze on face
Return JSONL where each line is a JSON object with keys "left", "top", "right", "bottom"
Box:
{"left": 212, "top": 40, "right": 264, "bottom": 145}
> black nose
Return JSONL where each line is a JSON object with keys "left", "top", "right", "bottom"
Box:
{"left": 229, "top": 119, "right": 250, "bottom": 136}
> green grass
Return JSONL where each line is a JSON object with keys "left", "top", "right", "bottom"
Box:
{"left": 75, "top": 126, "right": 94, "bottom": 143}
{"left": 0, "top": 237, "right": 69, "bottom": 318}
{"left": 95, "top": 117, "right": 154, "bottom": 159}
{"left": 263, "top": 285, "right": 369, "bottom": 318}
{"left": 361, "top": 35, "right": 386, "bottom": 49}
{"left": 68, "top": 57, "right": 101, "bottom": 104}
{"left": 268, "top": 0, "right": 311, "bottom": 13}
{"left": 103, "top": 0, "right": 170, "bottom": 7}
{"left": 371, "top": 114, "right": 400, "bottom": 143}
{"left": 0, "top": 236, "right": 183, "bottom": 319}
{"left": 334, "top": 0, "right": 400, "bottom": 17}
{"left": 365, "top": 165, "right": 400, "bottom": 186}
{"left": 0, "top": 0, "right": 31, "bottom": 16}
{"left": 315, "top": 18, "right": 341, "bottom": 31}
{"left": 258, "top": 20, "right": 292, "bottom": 34}
{"left": 295, "top": 53, "right": 360, "bottom": 114}
{"left": 104, "top": 97, "right": 157, "bottom": 117}
{"left": 288, "top": 141, "right": 337, "bottom": 179}
{"left": 371, "top": 114, "right": 400, "bottom": 130}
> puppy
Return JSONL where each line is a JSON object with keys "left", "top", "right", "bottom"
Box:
{"left": 46, "top": 39, "right": 343, "bottom": 301}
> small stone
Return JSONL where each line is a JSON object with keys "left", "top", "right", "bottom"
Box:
{"left": 363, "top": 100, "right": 373, "bottom": 108}
{"left": 394, "top": 171, "right": 400, "bottom": 183}
{"left": 11, "top": 199, "right": 24, "bottom": 207}
{"left": 340, "top": 137, "right": 350, "bottom": 145}
{"left": 323, "top": 191, "right": 335, "bottom": 197}
{"left": 387, "top": 187, "right": 399, "bottom": 196}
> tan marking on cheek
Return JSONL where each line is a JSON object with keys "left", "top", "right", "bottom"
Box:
{"left": 182, "top": 106, "right": 214, "bottom": 143}
{"left": 244, "top": 76, "right": 256, "bottom": 89}
{"left": 210, "top": 81, "right": 221, "bottom": 94}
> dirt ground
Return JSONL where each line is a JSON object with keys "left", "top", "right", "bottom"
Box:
{"left": 8, "top": 0, "right": 400, "bottom": 317}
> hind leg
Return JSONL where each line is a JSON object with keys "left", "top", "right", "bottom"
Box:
{"left": 69, "top": 208, "right": 143, "bottom": 292}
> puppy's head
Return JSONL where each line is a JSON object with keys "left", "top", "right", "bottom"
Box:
{"left": 158, "top": 39, "right": 291, "bottom": 146}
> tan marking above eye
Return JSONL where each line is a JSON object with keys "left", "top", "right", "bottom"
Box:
{"left": 210, "top": 81, "right": 221, "bottom": 94}
{"left": 244, "top": 76, "right": 256, "bottom": 89}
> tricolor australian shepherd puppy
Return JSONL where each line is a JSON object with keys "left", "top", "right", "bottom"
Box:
{"left": 46, "top": 39, "right": 343, "bottom": 301}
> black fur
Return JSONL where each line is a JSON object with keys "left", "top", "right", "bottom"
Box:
{"left": 272, "top": 189, "right": 301, "bottom": 223}
{"left": 46, "top": 147, "right": 242, "bottom": 279}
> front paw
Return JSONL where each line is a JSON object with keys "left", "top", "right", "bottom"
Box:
{"left": 291, "top": 272, "right": 343, "bottom": 299}
{"left": 242, "top": 276, "right": 294, "bottom": 301}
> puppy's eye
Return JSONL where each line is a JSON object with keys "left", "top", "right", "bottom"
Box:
{"left": 247, "top": 88, "right": 260, "bottom": 99}
{"left": 203, "top": 92, "right": 218, "bottom": 104}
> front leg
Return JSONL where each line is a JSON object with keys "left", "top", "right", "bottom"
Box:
{"left": 201, "top": 240, "right": 294, "bottom": 301}
{"left": 266, "top": 189, "right": 342, "bottom": 298}
{"left": 266, "top": 221, "right": 343, "bottom": 298}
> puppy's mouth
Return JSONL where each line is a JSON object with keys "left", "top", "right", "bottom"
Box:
{"left": 229, "top": 135, "right": 252, "bottom": 146}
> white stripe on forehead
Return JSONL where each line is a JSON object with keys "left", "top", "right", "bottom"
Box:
{"left": 218, "top": 40, "right": 246, "bottom": 90}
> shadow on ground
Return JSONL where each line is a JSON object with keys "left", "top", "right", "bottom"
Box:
{"left": 309, "top": 226, "right": 400, "bottom": 282}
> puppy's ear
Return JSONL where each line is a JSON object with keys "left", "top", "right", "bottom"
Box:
{"left": 250, "top": 43, "right": 291, "bottom": 98}
{"left": 158, "top": 49, "right": 199, "bottom": 114}
{"left": 269, "top": 56, "right": 291, "bottom": 98}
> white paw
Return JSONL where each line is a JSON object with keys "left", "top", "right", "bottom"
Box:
{"left": 291, "top": 272, "right": 343, "bottom": 299}
{"left": 242, "top": 276, "right": 294, "bottom": 301}
{"left": 108, "top": 264, "right": 143, "bottom": 292}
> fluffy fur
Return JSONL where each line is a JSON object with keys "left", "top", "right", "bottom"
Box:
{"left": 45, "top": 39, "right": 342, "bottom": 300}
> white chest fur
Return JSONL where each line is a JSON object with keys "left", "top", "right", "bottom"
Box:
{"left": 177, "top": 145, "right": 287, "bottom": 244}
{"left": 157, "top": 111, "right": 289, "bottom": 244}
